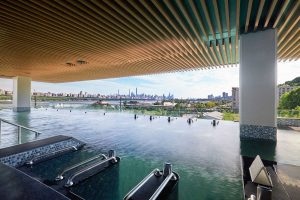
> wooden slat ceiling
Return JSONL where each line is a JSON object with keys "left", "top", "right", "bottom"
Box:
{"left": 0, "top": 0, "right": 299, "bottom": 82}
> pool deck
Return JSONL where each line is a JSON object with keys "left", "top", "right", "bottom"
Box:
{"left": 0, "top": 163, "right": 69, "bottom": 200}
{"left": 0, "top": 135, "right": 84, "bottom": 200}
{"left": 241, "top": 156, "right": 300, "bottom": 200}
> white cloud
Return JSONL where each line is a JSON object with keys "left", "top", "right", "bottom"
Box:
{"left": 277, "top": 61, "right": 300, "bottom": 84}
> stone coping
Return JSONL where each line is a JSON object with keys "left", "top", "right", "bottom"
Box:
{"left": 0, "top": 163, "right": 69, "bottom": 200}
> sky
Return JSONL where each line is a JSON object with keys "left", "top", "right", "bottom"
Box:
{"left": 0, "top": 61, "right": 299, "bottom": 98}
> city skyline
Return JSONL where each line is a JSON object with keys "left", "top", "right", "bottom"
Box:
{"left": 0, "top": 61, "right": 299, "bottom": 98}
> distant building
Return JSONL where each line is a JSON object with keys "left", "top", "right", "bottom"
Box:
{"left": 5, "top": 91, "right": 13, "bottom": 96}
{"left": 232, "top": 87, "right": 239, "bottom": 112}
{"left": 222, "top": 92, "right": 229, "bottom": 99}
{"left": 278, "top": 85, "right": 299, "bottom": 102}
{"left": 208, "top": 94, "right": 214, "bottom": 100}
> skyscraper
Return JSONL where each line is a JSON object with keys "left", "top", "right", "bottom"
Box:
{"left": 232, "top": 87, "right": 239, "bottom": 112}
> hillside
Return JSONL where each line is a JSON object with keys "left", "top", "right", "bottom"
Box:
{"left": 279, "top": 77, "right": 300, "bottom": 86}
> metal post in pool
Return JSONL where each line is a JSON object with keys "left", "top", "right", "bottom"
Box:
{"left": 0, "top": 120, "right": 1, "bottom": 142}
{"left": 34, "top": 95, "right": 37, "bottom": 108}
{"left": 163, "top": 163, "right": 172, "bottom": 177}
{"left": 18, "top": 126, "right": 21, "bottom": 144}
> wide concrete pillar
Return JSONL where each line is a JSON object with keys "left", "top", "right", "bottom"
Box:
{"left": 239, "top": 29, "right": 277, "bottom": 141}
{"left": 13, "top": 76, "right": 31, "bottom": 112}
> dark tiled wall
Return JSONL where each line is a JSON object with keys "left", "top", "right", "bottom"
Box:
{"left": 0, "top": 139, "right": 83, "bottom": 167}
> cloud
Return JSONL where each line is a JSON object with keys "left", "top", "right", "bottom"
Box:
{"left": 0, "top": 60, "right": 299, "bottom": 98}
{"left": 277, "top": 61, "right": 300, "bottom": 84}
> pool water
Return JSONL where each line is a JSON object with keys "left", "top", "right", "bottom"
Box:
{"left": 0, "top": 107, "right": 300, "bottom": 200}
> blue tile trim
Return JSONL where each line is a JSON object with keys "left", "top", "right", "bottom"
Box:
{"left": 0, "top": 139, "right": 84, "bottom": 167}
{"left": 240, "top": 124, "right": 277, "bottom": 141}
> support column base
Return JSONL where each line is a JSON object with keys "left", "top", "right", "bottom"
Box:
{"left": 240, "top": 124, "right": 277, "bottom": 141}
{"left": 13, "top": 107, "right": 31, "bottom": 112}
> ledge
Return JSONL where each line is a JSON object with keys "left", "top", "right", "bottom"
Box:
{"left": 0, "top": 163, "right": 69, "bottom": 200}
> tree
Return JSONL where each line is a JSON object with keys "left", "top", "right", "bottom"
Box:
{"left": 279, "top": 88, "right": 300, "bottom": 109}
{"left": 205, "top": 101, "right": 216, "bottom": 108}
{"left": 284, "top": 77, "right": 300, "bottom": 86}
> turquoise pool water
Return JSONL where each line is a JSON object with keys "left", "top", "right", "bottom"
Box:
{"left": 0, "top": 106, "right": 300, "bottom": 200}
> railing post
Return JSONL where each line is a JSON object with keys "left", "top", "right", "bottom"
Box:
{"left": 18, "top": 126, "right": 22, "bottom": 144}
{"left": 0, "top": 120, "right": 2, "bottom": 142}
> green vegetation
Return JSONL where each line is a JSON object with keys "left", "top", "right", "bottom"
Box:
{"left": 0, "top": 95, "right": 12, "bottom": 100}
{"left": 279, "top": 88, "right": 300, "bottom": 109}
{"left": 278, "top": 109, "right": 300, "bottom": 119}
{"left": 222, "top": 112, "right": 239, "bottom": 121}
{"left": 32, "top": 96, "right": 79, "bottom": 101}
{"left": 277, "top": 76, "right": 300, "bottom": 119}
{"left": 194, "top": 101, "right": 217, "bottom": 109}
{"left": 279, "top": 76, "right": 300, "bottom": 87}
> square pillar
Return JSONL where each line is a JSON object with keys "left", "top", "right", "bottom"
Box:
{"left": 13, "top": 76, "right": 32, "bottom": 112}
{"left": 239, "top": 29, "right": 277, "bottom": 141}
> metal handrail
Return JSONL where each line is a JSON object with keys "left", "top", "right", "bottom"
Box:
{"left": 149, "top": 173, "right": 176, "bottom": 200}
{"left": 55, "top": 154, "right": 107, "bottom": 181}
{"left": 0, "top": 118, "right": 42, "bottom": 144}
{"left": 26, "top": 146, "right": 78, "bottom": 165}
{"left": 65, "top": 156, "right": 118, "bottom": 187}
{"left": 123, "top": 169, "right": 160, "bottom": 200}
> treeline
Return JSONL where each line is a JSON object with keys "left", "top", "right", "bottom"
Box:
{"left": 279, "top": 87, "right": 300, "bottom": 110}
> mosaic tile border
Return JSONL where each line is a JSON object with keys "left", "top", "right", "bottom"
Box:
{"left": 0, "top": 138, "right": 84, "bottom": 167}
{"left": 240, "top": 124, "right": 277, "bottom": 141}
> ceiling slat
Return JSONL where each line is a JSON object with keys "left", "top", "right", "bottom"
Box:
{"left": 253, "top": 0, "right": 265, "bottom": 31}
{"left": 245, "top": 0, "right": 253, "bottom": 33}
{"left": 0, "top": 0, "right": 298, "bottom": 82}
{"left": 264, "top": 0, "right": 278, "bottom": 28}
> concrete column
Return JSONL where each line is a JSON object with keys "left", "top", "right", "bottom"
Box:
{"left": 13, "top": 76, "right": 32, "bottom": 112}
{"left": 239, "top": 29, "right": 277, "bottom": 141}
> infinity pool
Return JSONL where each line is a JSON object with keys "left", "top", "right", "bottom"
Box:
{"left": 0, "top": 106, "right": 300, "bottom": 200}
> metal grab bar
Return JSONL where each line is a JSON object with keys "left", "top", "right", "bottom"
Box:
{"left": 123, "top": 163, "right": 179, "bottom": 200}
{"left": 55, "top": 154, "right": 107, "bottom": 181}
{"left": 124, "top": 169, "right": 160, "bottom": 200}
{"left": 149, "top": 173, "right": 176, "bottom": 200}
{"left": 26, "top": 146, "right": 78, "bottom": 165}
{"left": 0, "top": 118, "right": 42, "bottom": 144}
{"left": 65, "top": 151, "right": 118, "bottom": 187}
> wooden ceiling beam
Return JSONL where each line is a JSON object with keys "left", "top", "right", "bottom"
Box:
{"left": 264, "top": 0, "right": 278, "bottom": 28}
{"left": 254, "top": 0, "right": 265, "bottom": 31}
{"left": 245, "top": 0, "right": 253, "bottom": 33}
{"left": 273, "top": 0, "right": 290, "bottom": 28}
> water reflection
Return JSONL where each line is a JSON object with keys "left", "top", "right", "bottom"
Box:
{"left": 167, "top": 184, "right": 179, "bottom": 200}
{"left": 72, "top": 164, "right": 120, "bottom": 200}
{"left": 17, "top": 112, "right": 33, "bottom": 144}
{"left": 1, "top": 107, "right": 299, "bottom": 200}
{"left": 240, "top": 139, "right": 276, "bottom": 161}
